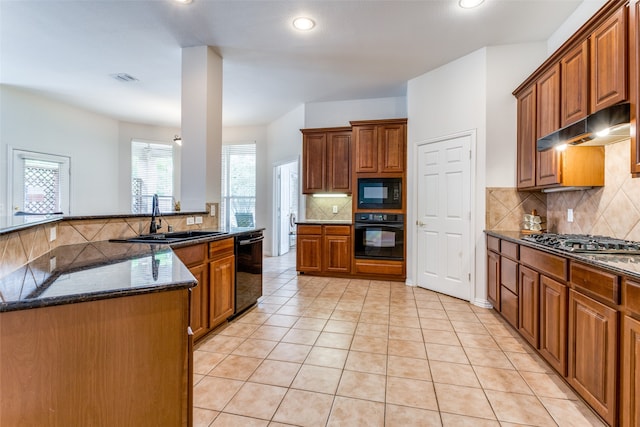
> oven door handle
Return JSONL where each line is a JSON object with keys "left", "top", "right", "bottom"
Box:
{"left": 238, "top": 236, "right": 264, "bottom": 246}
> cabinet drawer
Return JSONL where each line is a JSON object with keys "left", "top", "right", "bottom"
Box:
{"left": 625, "top": 279, "right": 640, "bottom": 317}
{"left": 520, "top": 246, "right": 568, "bottom": 282}
{"left": 324, "top": 225, "right": 351, "bottom": 235}
{"left": 501, "top": 286, "right": 518, "bottom": 328}
{"left": 500, "top": 257, "right": 518, "bottom": 294}
{"left": 297, "top": 225, "right": 322, "bottom": 235}
{"left": 500, "top": 240, "right": 519, "bottom": 260}
{"left": 487, "top": 235, "right": 500, "bottom": 253}
{"left": 173, "top": 243, "right": 207, "bottom": 267}
{"left": 354, "top": 259, "right": 404, "bottom": 277}
{"left": 570, "top": 262, "right": 619, "bottom": 305}
{"left": 209, "top": 237, "right": 234, "bottom": 260}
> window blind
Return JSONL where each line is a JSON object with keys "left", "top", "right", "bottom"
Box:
{"left": 221, "top": 143, "right": 256, "bottom": 228}
{"left": 131, "top": 140, "right": 174, "bottom": 213}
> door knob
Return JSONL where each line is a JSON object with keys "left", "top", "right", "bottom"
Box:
{"left": 416, "top": 220, "right": 425, "bottom": 226}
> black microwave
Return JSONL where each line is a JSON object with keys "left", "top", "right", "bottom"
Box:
{"left": 357, "top": 178, "right": 402, "bottom": 209}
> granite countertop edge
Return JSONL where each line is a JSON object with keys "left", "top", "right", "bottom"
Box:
{"left": 0, "top": 228, "right": 264, "bottom": 313}
{"left": 485, "top": 230, "right": 640, "bottom": 281}
{"left": 296, "top": 220, "right": 352, "bottom": 225}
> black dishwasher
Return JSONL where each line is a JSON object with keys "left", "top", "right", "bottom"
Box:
{"left": 231, "top": 230, "right": 263, "bottom": 319}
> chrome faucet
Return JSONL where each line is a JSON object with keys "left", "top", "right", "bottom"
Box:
{"left": 149, "top": 194, "right": 162, "bottom": 234}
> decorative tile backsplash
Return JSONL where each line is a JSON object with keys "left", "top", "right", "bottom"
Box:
{"left": 305, "top": 195, "right": 352, "bottom": 221}
{"left": 547, "top": 139, "right": 640, "bottom": 240}
{"left": 485, "top": 188, "right": 547, "bottom": 231}
{"left": 0, "top": 213, "right": 219, "bottom": 280}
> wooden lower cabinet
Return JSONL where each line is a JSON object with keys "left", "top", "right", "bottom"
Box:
{"left": 539, "top": 275, "right": 568, "bottom": 375}
{"left": 297, "top": 224, "right": 363, "bottom": 277}
{"left": 518, "top": 265, "right": 540, "bottom": 348}
{"left": 296, "top": 225, "right": 323, "bottom": 273}
{"left": 500, "top": 286, "right": 519, "bottom": 329}
{"left": 210, "top": 254, "right": 235, "bottom": 327}
{"left": 323, "top": 234, "right": 351, "bottom": 273}
{"left": 622, "top": 315, "right": 640, "bottom": 427}
{"left": 189, "top": 263, "right": 209, "bottom": 339}
{"left": 568, "top": 289, "right": 618, "bottom": 425}
{"left": 0, "top": 290, "right": 191, "bottom": 426}
{"left": 487, "top": 250, "right": 500, "bottom": 308}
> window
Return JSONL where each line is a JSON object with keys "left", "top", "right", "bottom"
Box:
{"left": 131, "top": 140, "right": 174, "bottom": 213}
{"left": 11, "top": 149, "right": 70, "bottom": 219}
{"left": 221, "top": 143, "right": 256, "bottom": 229}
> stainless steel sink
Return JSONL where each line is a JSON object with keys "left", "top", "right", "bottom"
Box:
{"left": 111, "top": 230, "right": 228, "bottom": 244}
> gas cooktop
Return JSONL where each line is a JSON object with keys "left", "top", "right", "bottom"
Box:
{"left": 521, "top": 233, "right": 640, "bottom": 254}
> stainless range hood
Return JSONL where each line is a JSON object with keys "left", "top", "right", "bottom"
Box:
{"left": 537, "top": 102, "right": 630, "bottom": 151}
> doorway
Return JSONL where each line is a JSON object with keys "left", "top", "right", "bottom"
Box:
{"left": 415, "top": 131, "right": 473, "bottom": 301}
{"left": 274, "top": 160, "right": 299, "bottom": 256}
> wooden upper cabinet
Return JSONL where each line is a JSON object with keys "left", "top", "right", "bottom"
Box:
{"left": 536, "top": 63, "right": 561, "bottom": 139}
{"left": 631, "top": 0, "right": 640, "bottom": 175}
{"left": 352, "top": 119, "right": 407, "bottom": 174}
{"left": 590, "top": 6, "right": 628, "bottom": 112}
{"left": 301, "top": 127, "right": 351, "bottom": 194}
{"left": 561, "top": 40, "right": 590, "bottom": 127}
{"left": 516, "top": 84, "right": 537, "bottom": 189}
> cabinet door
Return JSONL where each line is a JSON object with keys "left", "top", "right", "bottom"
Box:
{"left": 568, "top": 290, "right": 618, "bottom": 425}
{"left": 327, "top": 131, "right": 352, "bottom": 193}
{"left": 561, "top": 40, "right": 589, "bottom": 127}
{"left": 189, "top": 264, "right": 209, "bottom": 341}
{"left": 630, "top": 1, "right": 640, "bottom": 174}
{"left": 622, "top": 315, "right": 640, "bottom": 427}
{"left": 302, "top": 132, "right": 327, "bottom": 193}
{"left": 590, "top": 6, "right": 627, "bottom": 112}
{"left": 487, "top": 250, "right": 500, "bottom": 309}
{"left": 539, "top": 275, "right": 567, "bottom": 375}
{"left": 536, "top": 64, "right": 562, "bottom": 187}
{"left": 518, "top": 265, "right": 540, "bottom": 348}
{"left": 323, "top": 235, "right": 351, "bottom": 274}
{"left": 378, "top": 123, "right": 405, "bottom": 173}
{"left": 354, "top": 125, "right": 378, "bottom": 173}
{"left": 209, "top": 254, "right": 235, "bottom": 329}
{"left": 516, "top": 85, "right": 537, "bottom": 189}
{"left": 296, "top": 234, "right": 322, "bottom": 273}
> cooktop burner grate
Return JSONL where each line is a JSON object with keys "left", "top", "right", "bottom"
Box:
{"left": 521, "top": 233, "right": 640, "bottom": 254}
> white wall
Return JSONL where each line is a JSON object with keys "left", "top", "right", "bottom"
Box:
{"left": 305, "top": 97, "right": 407, "bottom": 128}
{"left": 265, "top": 104, "right": 305, "bottom": 256}
{"left": 0, "top": 85, "right": 119, "bottom": 216}
{"left": 547, "top": 0, "right": 608, "bottom": 54}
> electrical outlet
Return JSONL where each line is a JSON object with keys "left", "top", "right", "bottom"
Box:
{"left": 210, "top": 205, "right": 216, "bottom": 217}
{"left": 186, "top": 217, "right": 195, "bottom": 225}
{"left": 567, "top": 208, "right": 574, "bottom": 223}
{"left": 49, "top": 226, "right": 57, "bottom": 242}
{"left": 332, "top": 205, "right": 338, "bottom": 214}
{"left": 49, "top": 256, "right": 56, "bottom": 272}
{"left": 195, "top": 216, "right": 203, "bottom": 224}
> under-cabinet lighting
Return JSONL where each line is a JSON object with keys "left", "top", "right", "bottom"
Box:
{"left": 312, "top": 193, "right": 348, "bottom": 198}
{"left": 555, "top": 143, "right": 568, "bottom": 152}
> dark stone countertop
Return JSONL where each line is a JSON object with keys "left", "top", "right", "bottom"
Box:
{"left": 485, "top": 230, "right": 640, "bottom": 281}
{"left": 0, "top": 228, "right": 264, "bottom": 313}
{"left": 296, "top": 220, "right": 352, "bottom": 225}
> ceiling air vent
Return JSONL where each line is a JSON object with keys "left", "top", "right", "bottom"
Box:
{"left": 110, "top": 73, "right": 139, "bottom": 82}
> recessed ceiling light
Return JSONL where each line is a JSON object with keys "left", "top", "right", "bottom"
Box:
{"left": 458, "top": 0, "right": 484, "bottom": 8}
{"left": 293, "top": 17, "right": 315, "bottom": 31}
{"left": 174, "top": 0, "right": 192, "bottom": 4}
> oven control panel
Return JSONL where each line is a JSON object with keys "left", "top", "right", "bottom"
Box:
{"left": 355, "top": 213, "right": 404, "bottom": 223}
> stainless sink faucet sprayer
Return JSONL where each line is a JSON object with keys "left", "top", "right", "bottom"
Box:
{"left": 149, "top": 194, "right": 162, "bottom": 234}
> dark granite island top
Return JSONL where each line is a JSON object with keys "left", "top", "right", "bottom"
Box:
{"left": 485, "top": 230, "right": 640, "bottom": 281}
{"left": 0, "top": 240, "right": 196, "bottom": 312}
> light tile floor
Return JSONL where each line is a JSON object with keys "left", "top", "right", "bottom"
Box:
{"left": 193, "top": 252, "right": 606, "bottom": 427}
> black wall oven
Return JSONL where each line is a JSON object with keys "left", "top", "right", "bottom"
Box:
{"left": 357, "top": 177, "right": 402, "bottom": 210}
{"left": 354, "top": 213, "right": 404, "bottom": 260}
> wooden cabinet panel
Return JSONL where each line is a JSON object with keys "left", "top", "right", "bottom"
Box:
{"left": 327, "top": 131, "right": 352, "bottom": 193}
{"left": 209, "top": 254, "right": 235, "bottom": 329}
{"left": 487, "top": 250, "right": 500, "bottom": 309}
{"left": 537, "top": 63, "right": 561, "bottom": 139}
{"left": 487, "top": 235, "right": 500, "bottom": 253}
{"left": 173, "top": 243, "right": 206, "bottom": 267}
{"left": 561, "top": 40, "right": 590, "bottom": 127}
{"left": 500, "top": 257, "right": 518, "bottom": 294}
{"left": 590, "top": 6, "right": 628, "bottom": 112}
{"left": 520, "top": 245, "right": 568, "bottom": 282}
{"left": 189, "top": 264, "right": 209, "bottom": 341}
{"left": 516, "top": 84, "right": 537, "bottom": 189}
{"left": 631, "top": 1, "right": 640, "bottom": 174}
{"left": 296, "top": 234, "right": 322, "bottom": 273}
{"left": 622, "top": 315, "right": 640, "bottom": 427}
{"left": 501, "top": 286, "right": 519, "bottom": 329}
{"left": 500, "top": 240, "right": 519, "bottom": 260}
{"left": 302, "top": 132, "right": 326, "bottom": 193}
{"left": 353, "top": 258, "right": 404, "bottom": 276}
{"left": 378, "top": 122, "right": 405, "bottom": 173}
{"left": 624, "top": 278, "right": 640, "bottom": 317}
{"left": 570, "top": 261, "right": 620, "bottom": 305}
{"left": 536, "top": 149, "right": 562, "bottom": 187}
{"left": 519, "top": 265, "right": 540, "bottom": 348}
{"left": 539, "top": 275, "right": 567, "bottom": 375}
{"left": 323, "top": 235, "right": 351, "bottom": 273}
{"left": 354, "top": 125, "right": 378, "bottom": 173}
{"left": 568, "top": 290, "right": 618, "bottom": 425}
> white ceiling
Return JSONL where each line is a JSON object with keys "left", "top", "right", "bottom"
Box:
{"left": 1, "top": 0, "right": 587, "bottom": 128}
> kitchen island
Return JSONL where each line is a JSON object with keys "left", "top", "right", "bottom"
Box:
{"left": 0, "top": 241, "right": 197, "bottom": 426}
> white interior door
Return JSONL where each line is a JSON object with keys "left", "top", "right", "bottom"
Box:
{"left": 416, "top": 133, "right": 472, "bottom": 301}
{"left": 278, "top": 164, "right": 291, "bottom": 256}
